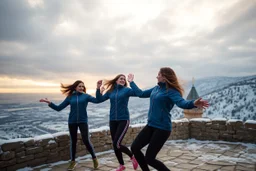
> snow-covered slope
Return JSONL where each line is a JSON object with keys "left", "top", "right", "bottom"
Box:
{"left": 184, "top": 75, "right": 256, "bottom": 96}
{"left": 202, "top": 77, "right": 256, "bottom": 121}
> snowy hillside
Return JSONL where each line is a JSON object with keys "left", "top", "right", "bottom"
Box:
{"left": 202, "top": 77, "right": 256, "bottom": 121}
{"left": 184, "top": 75, "right": 256, "bottom": 96}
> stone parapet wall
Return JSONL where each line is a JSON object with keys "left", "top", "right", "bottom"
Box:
{"left": 0, "top": 119, "right": 255, "bottom": 171}
{"left": 189, "top": 118, "right": 256, "bottom": 143}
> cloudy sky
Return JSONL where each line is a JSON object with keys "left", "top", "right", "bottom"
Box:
{"left": 0, "top": 0, "right": 255, "bottom": 93}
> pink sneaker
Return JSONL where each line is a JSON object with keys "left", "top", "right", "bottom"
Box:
{"left": 116, "top": 165, "right": 126, "bottom": 171}
{"left": 131, "top": 156, "right": 138, "bottom": 170}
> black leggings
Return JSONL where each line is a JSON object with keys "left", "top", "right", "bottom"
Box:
{"left": 131, "top": 125, "right": 171, "bottom": 171}
{"left": 110, "top": 120, "right": 133, "bottom": 165}
{"left": 69, "top": 123, "right": 96, "bottom": 161}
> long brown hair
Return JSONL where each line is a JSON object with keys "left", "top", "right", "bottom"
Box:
{"left": 61, "top": 80, "right": 86, "bottom": 96}
{"left": 103, "top": 74, "right": 127, "bottom": 93}
{"left": 160, "top": 67, "right": 184, "bottom": 96}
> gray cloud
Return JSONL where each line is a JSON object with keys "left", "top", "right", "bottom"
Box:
{"left": 0, "top": 0, "right": 255, "bottom": 88}
{"left": 0, "top": 0, "right": 67, "bottom": 42}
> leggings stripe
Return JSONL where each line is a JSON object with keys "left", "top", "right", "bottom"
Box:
{"left": 117, "top": 120, "right": 130, "bottom": 149}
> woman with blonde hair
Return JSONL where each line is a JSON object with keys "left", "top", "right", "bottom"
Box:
{"left": 40, "top": 80, "right": 101, "bottom": 170}
{"left": 97, "top": 74, "right": 138, "bottom": 171}
{"left": 128, "top": 67, "right": 209, "bottom": 171}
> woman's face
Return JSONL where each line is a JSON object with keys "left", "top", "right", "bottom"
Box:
{"left": 116, "top": 75, "right": 126, "bottom": 86}
{"left": 157, "top": 72, "right": 165, "bottom": 83}
{"left": 75, "top": 82, "right": 85, "bottom": 93}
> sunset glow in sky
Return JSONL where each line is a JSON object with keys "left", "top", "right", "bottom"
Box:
{"left": 0, "top": 0, "right": 255, "bottom": 94}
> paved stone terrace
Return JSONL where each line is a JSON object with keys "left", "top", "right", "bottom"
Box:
{"left": 27, "top": 140, "right": 256, "bottom": 171}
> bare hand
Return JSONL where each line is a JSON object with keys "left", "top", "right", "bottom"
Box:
{"left": 127, "top": 74, "right": 134, "bottom": 82}
{"left": 194, "top": 98, "right": 209, "bottom": 109}
{"left": 39, "top": 98, "right": 51, "bottom": 104}
{"left": 97, "top": 80, "right": 103, "bottom": 89}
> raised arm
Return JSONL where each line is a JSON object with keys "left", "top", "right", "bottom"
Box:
{"left": 167, "top": 90, "right": 195, "bottom": 109}
{"left": 96, "top": 80, "right": 110, "bottom": 102}
{"left": 40, "top": 97, "right": 70, "bottom": 111}
{"left": 87, "top": 89, "right": 103, "bottom": 103}
{"left": 128, "top": 74, "right": 153, "bottom": 98}
{"left": 169, "top": 90, "right": 209, "bottom": 109}
{"left": 86, "top": 80, "right": 105, "bottom": 103}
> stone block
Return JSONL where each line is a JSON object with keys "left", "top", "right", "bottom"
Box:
{"left": 211, "top": 124, "right": 220, "bottom": 130}
{"left": 226, "top": 124, "right": 234, "bottom": 130}
{"left": 34, "top": 151, "right": 50, "bottom": 158}
{"left": 205, "top": 128, "right": 219, "bottom": 133}
{"left": 44, "top": 143, "right": 58, "bottom": 150}
{"left": 54, "top": 134, "right": 69, "bottom": 142}
{"left": 26, "top": 147, "right": 43, "bottom": 155}
{"left": 219, "top": 125, "right": 227, "bottom": 130}
{"left": 233, "top": 135, "right": 244, "bottom": 140}
{"left": 15, "top": 146, "right": 25, "bottom": 153}
{"left": 59, "top": 149, "right": 70, "bottom": 156}
{"left": 0, "top": 151, "right": 15, "bottom": 161}
{"left": 58, "top": 141, "right": 69, "bottom": 147}
{"left": 212, "top": 120, "right": 227, "bottom": 125}
{"left": 36, "top": 138, "right": 55, "bottom": 147}
{"left": 0, "top": 158, "right": 16, "bottom": 168}
{"left": 17, "top": 155, "right": 34, "bottom": 163}
{"left": 57, "top": 146, "right": 68, "bottom": 152}
{"left": 24, "top": 139, "right": 35, "bottom": 147}
{"left": 16, "top": 151, "right": 26, "bottom": 158}
{"left": 247, "top": 129, "right": 256, "bottom": 137}
{"left": 244, "top": 122, "right": 256, "bottom": 129}
{"left": 1, "top": 142, "right": 24, "bottom": 152}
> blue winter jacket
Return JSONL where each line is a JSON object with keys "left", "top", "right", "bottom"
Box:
{"left": 96, "top": 84, "right": 136, "bottom": 121}
{"left": 48, "top": 90, "right": 101, "bottom": 124}
{"left": 130, "top": 81, "right": 195, "bottom": 131}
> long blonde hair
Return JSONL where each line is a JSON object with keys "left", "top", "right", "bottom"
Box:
{"left": 160, "top": 67, "right": 184, "bottom": 96}
{"left": 103, "top": 74, "right": 127, "bottom": 93}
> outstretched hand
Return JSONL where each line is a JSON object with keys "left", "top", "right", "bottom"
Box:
{"left": 194, "top": 98, "right": 209, "bottom": 109}
{"left": 127, "top": 73, "right": 134, "bottom": 82}
{"left": 39, "top": 98, "right": 51, "bottom": 104}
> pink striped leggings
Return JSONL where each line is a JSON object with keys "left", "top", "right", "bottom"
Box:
{"left": 110, "top": 120, "right": 133, "bottom": 165}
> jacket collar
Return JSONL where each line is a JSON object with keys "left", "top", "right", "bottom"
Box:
{"left": 114, "top": 83, "right": 124, "bottom": 89}
{"left": 72, "top": 91, "right": 84, "bottom": 95}
{"left": 158, "top": 82, "right": 166, "bottom": 89}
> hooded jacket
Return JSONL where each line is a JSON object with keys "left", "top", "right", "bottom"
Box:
{"left": 48, "top": 90, "right": 101, "bottom": 123}
{"left": 130, "top": 81, "right": 195, "bottom": 131}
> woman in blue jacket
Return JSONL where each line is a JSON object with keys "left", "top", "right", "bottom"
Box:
{"left": 128, "top": 67, "right": 209, "bottom": 171}
{"left": 39, "top": 80, "right": 101, "bottom": 171}
{"left": 96, "top": 74, "right": 138, "bottom": 171}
